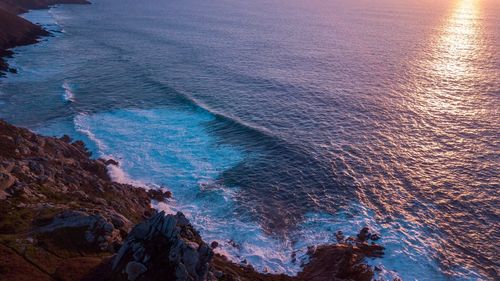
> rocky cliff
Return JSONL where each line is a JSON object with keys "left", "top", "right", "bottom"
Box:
{"left": 0, "top": 119, "right": 388, "bottom": 281}
{"left": 0, "top": 119, "right": 156, "bottom": 280}
{"left": 0, "top": 0, "right": 89, "bottom": 74}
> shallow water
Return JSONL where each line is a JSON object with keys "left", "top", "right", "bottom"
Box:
{"left": 1, "top": 0, "right": 499, "bottom": 280}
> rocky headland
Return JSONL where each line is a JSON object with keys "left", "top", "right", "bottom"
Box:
{"left": 0, "top": 0, "right": 89, "bottom": 75}
{"left": 0, "top": 2, "right": 389, "bottom": 279}
{"left": 0, "top": 119, "right": 388, "bottom": 281}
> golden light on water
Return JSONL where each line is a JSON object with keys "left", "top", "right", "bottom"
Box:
{"left": 433, "top": 0, "right": 479, "bottom": 78}
{"left": 419, "top": 0, "right": 485, "bottom": 116}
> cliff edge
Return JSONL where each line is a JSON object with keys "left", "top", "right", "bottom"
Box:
{"left": 0, "top": 119, "right": 388, "bottom": 281}
{"left": 0, "top": 0, "right": 89, "bottom": 75}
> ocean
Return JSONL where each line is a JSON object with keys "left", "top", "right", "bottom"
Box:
{"left": 1, "top": 0, "right": 499, "bottom": 279}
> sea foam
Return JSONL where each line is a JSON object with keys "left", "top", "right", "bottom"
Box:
{"left": 62, "top": 81, "right": 75, "bottom": 102}
{"left": 63, "top": 107, "right": 471, "bottom": 281}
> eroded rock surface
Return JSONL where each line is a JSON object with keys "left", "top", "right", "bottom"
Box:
{"left": 110, "top": 211, "right": 213, "bottom": 281}
{"left": 0, "top": 119, "right": 388, "bottom": 281}
{"left": 0, "top": 0, "right": 90, "bottom": 74}
{"left": 0, "top": 120, "right": 155, "bottom": 280}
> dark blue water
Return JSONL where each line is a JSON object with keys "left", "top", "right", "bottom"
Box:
{"left": 1, "top": 0, "right": 499, "bottom": 279}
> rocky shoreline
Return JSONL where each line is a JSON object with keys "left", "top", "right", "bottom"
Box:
{"left": 0, "top": 2, "right": 390, "bottom": 279}
{"left": 0, "top": 119, "right": 389, "bottom": 281}
{"left": 0, "top": 0, "right": 89, "bottom": 75}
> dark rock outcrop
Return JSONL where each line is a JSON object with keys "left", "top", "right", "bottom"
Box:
{"left": 110, "top": 212, "right": 386, "bottom": 281}
{"left": 210, "top": 242, "right": 385, "bottom": 281}
{"left": 0, "top": 7, "right": 48, "bottom": 72}
{"left": 0, "top": 119, "right": 387, "bottom": 281}
{"left": 0, "top": 119, "right": 156, "bottom": 280}
{"left": 0, "top": 0, "right": 90, "bottom": 75}
{"left": 110, "top": 211, "right": 213, "bottom": 281}
{"left": 147, "top": 188, "right": 173, "bottom": 202}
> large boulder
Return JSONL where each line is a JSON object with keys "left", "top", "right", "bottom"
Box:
{"left": 111, "top": 211, "right": 213, "bottom": 281}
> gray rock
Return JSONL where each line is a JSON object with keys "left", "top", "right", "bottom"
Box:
{"left": 133, "top": 246, "right": 145, "bottom": 261}
{"left": 125, "top": 261, "right": 147, "bottom": 281}
{"left": 175, "top": 262, "right": 188, "bottom": 281}
{"left": 168, "top": 239, "right": 184, "bottom": 262}
{"left": 129, "top": 222, "right": 152, "bottom": 240}
{"left": 182, "top": 244, "right": 199, "bottom": 276}
{"left": 37, "top": 211, "right": 99, "bottom": 232}
{"left": 103, "top": 222, "right": 114, "bottom": 234}
{"left": 161, "top": 216, "right": 177, "bottom": 239}
{"left": 28, "top": 160, "right": 44, "bottom": 175}
{"left": 176, "top": 212, "right": 190, "bottom": 226}
{"left": 113, "top": 240, "right": 131, "bottom": 270}
{"left": 112, "top": 211, "right": 214, "bottom": 281}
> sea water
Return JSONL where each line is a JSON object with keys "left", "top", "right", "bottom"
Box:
{"left": 1, "top": 0, "right": 499, "bottom": 280}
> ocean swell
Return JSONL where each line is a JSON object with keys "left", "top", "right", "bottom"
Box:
{"left": 62, "top": 106, "right": 465, "bottom": 281}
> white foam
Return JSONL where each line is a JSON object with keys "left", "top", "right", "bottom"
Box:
{"left": 106, "top": 163, "right": 150, "bottom": 188}
{"left": 21, "top": 8, "right": 64, "bottom": 34}
{"left": 73, "top": 113, "right": 150, "bottom": 187}
{"left": 62, "top": 81, "right": 75, "bottom": 102}
{"left": 65, "top": 108, "right": 479, "bottom": 280}
{"left": 74, "top": 113, "right": 106, "bottom": 151}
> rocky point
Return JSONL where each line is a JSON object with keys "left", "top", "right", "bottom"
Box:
{"left": 0, "top": 119, "right": 389, "bottom": 281}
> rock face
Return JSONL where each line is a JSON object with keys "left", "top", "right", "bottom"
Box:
{"left": 0, "top": 119, "right": 388, "bottom": 281}
{"left": 0, "top": 119, "right": 156, "bottom": 280}
{"left": 110, "top": 211, "right": 213, "bottom": 281}
{"left": 210, "top": 241, "right": 385, "bottom": 281}
{"left": 0, "top": 7, "right": 48, "bottom": 72}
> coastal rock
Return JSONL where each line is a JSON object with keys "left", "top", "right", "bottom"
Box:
{"left": 111, "top": 211, "right": 213, "bottom": 281}
{"left": 0, "top": 7, "right": 49, "bottom": 74}
{"left": 0, "top": 119, "right": 154, "bottom": 280}
{"left": 147, "top": 188, "right": 172, "bottom": 202}
{"left": 0, "top": 119, "right": 385, "bottom": 281}
{"left": 357, "top": 227, "right": 371, "bottom": 242}
{"left": 104, "top": 158, "right": 120, "bottom": 166}
{"left": 125, "top": 261, "right": 147, "bottom": 281}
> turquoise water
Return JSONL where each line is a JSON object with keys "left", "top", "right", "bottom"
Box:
{"left": 1, "top": 0, "right": 499, "bottom": 279}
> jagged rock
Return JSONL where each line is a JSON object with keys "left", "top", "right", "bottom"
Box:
{"left": 147, "top": 188, "right": 172, "bottom": 202}
{"left": 60, "top": 135, "right": 72, "bottom": 143}
{"left": 357, "top": 227, "right": 370, "bottom": 242}
{"left": 0, "top": 119, "right": 385, "bottom": 281}
{"left": 336, "top": 230, "right": 346, "bottom": 243}
{"left": 28, "top": 160, "right": 45, "bottom": 175}
{"left": 125, "top": 261, "right": 147, "bottom": 281}
{"left": 104, "top": 159, "right": 120, "bottom": 166}
{"left": 111, "top": 211, "right": 213, "bottom": 281}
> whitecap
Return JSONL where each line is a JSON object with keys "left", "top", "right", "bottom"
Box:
{"left": 43, "top": 108, "right": 481, "bottom": 281}
{"left": 62, "top": 81, "right": 75, "bottom": 102}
